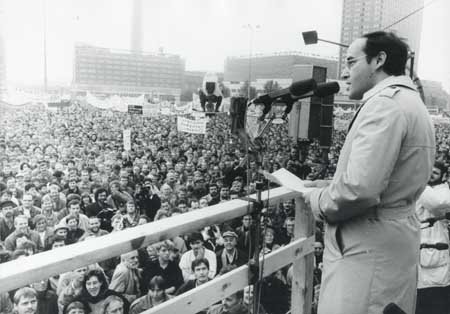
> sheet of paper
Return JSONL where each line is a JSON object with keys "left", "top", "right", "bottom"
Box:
{"left": 260, "top": 168, "right": 315, "bottom": 194}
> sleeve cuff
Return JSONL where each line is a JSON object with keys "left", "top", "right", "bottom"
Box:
{"left": 309, "top": 188, "right": 326, "bottom": 221}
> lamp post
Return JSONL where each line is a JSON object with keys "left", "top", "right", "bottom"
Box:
{"left": 243, "top": 24, "right": 260, "bottom": 99}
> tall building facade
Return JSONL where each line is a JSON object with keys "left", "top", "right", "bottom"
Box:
{"left": 340, "top": 0, "right": 424, "bottom": 76}
{"left": 72, "top": 44, "right": 185, "bottom": 100}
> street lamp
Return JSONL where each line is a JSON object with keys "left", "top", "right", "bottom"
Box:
{"left": 302, "top": 30, "right": 348, "bottom": 78}
{"left": 243, "top": 24, "right": 260, "bottom": 99}
{"left": 302, "top": 30, "right": 349, "bottom": 48}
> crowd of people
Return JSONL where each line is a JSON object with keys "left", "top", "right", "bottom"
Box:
{"left": 0, "top": 101, "right": 448, "bottom": 314}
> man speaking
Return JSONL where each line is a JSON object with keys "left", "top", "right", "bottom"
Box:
{"left": 304, "top": 31, "right": 435, "bottom": 314}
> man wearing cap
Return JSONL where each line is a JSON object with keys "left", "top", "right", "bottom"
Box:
{"left": 179, "top": 232, "right": 217, "bottom": 281}
{"left": 216, "top": 230, "right": 248, "bottom": 274}
{"left": 0, "top": 200, "right": 16, "bottom": 241}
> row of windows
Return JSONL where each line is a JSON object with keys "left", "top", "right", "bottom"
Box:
{"left": 75, "top": 54, "right": 182, "bottom": 64}
{"left": 76, "top": 68, "right": 182, "bottom": 74}
{"left": 76, "top": 80, "right": 180, "bottom": 88}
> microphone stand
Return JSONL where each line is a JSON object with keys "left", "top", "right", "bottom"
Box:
{"left": 240, "top": 108, "right": 285, "bottom": 314}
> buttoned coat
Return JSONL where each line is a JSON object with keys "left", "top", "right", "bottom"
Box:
{"left": 309, "top": 75, "right": 435, "bottom": 314}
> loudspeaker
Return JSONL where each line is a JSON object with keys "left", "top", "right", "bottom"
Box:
{"left": 319, "top": 94, "right": 334, "bottom": 148}
{"left": 230, "top": 97, "right": 247, "bottom": 134}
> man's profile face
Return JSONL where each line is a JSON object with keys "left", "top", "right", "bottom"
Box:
{"left": 15, "top": 295, "right": 37, "bottom": 314}
{"left": 429, "top": 167, "right": 442, "bottom": 185}
{"left": 343, "top": 38, "right": 375, "bottom": 100}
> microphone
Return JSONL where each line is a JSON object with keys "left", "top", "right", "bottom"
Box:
{"left": 383, "top": 303, "right": 406, "bottom": 314}
{"left": 420, "top": 243, "right": 449, "bottom": 250}
{"left": 295, "top": 81, "right": 341, "bottom": 100}
{"left": 253, "top": 79, "right": 317, "bottom": 118}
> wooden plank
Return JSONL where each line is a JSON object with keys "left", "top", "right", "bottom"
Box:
{"left": 0, "top": 187, "right": 300, "bottom": 293}
{"left": 291, "top": 196, "right": 315, "bottom": 314}
{"left": 145, "top": 236, "right": 315, "bottom": 314}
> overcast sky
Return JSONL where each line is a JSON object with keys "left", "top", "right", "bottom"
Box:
{"left": 2, "top": 0, "right": 449, "bottom": 90}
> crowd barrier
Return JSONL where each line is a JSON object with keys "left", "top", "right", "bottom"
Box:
{"left": 0, "top": 187, "right": 315, "bottom": 314}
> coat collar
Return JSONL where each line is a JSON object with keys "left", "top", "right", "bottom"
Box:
{"left": 362, "top": 75, "right": 417, "bottom": 103}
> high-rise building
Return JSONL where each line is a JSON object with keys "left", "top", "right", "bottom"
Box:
{"left": 72, "top": 44, "right": 185, "bottom": 100}
{"left": 340, "top": 0, "right": 424, "bottom": 76}
{"left": 0, "top": 0, "right": 6, "bottom": 100}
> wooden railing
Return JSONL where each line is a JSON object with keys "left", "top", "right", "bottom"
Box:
{"left": 0, "top": 187, "right": 315, "bottom": 314}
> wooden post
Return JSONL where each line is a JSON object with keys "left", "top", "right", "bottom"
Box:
{"left": 291, "top": 196, "right": 315, "bottom": 314}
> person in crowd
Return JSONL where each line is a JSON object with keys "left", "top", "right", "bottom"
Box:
{"left": 80, "top": 192, "right": 93, "bottom": 215}
{"left": 63, "top": 300, "right": 91, "bottom": 314}
{"left": 176, "top": 258, "right": 211, "bottom": 296}
{"left": 134, "top": 177, "right": 161, "bottom": 221}
{"left": 62, "top": 200, "right": 90, "bottom": 232}
{"left": 4, "top": 214, "right": 40, "bottom": 252}
{"left": 216, "top": 230, "right": 248, "bottom": 274}
{"left": 122, "top": 200, "right": 139, "bottom": 229}
{"left": 31, "top": 278, "right": 59, "bottom": 314}
{"left": 0, "top": 200, "right": 16, "bottom": 242}
{"left": 303, "top": 31, "right": 436, "bottom": 314}
{"left": 13, "top": 193, "right": 41, "bottom": 226}
{"left": 80, "top": 216, "right": 109, "bottom": 240}
{"left": 40, "top": 194, "right": 60, "bottom": 228}
{"left": 12, "top": 287, "right": 38, "bottom": 314}
{"left": 102, "top": 295, "right": 127, "bottom": 314}
{"left": 130, "top": 276, "right": 170, "bottom": 314}
{"left": 179, "top": 232, "right": 217, "bottom": 281}
{"left": 66, "top": 214, "right": 85, "bottom": 244}
{"left": 415, "top": 162, "right": 450, "bottom": 314}
{"left": 0, "top": 291, "right": 13, "bottom": 313}
{"left": 109, "top": 250, "right": 142, "bottom": 303}
{"left": 32, "top": 214, "right": 54, "bottom": 252}
{"left": 206, "top": 290, "right": 247, "bottom": 314}
{"left": 76, "top": 269, "right": 129, "bottom": 314}
{"left": 141, "top": 240, "right": 184, "bottom": 295}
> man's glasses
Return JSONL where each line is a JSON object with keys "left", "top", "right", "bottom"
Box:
{"left": 345, "top": 55, "right": 367, "bottom": 69}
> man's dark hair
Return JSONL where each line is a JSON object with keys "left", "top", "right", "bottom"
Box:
{"left": 362, "top": 31, "right": 409, "bottom": 76}
{"left": 24, "top": 183, "right": 36, "bottom": 192}
{"left": 191, "top": 257, "right": 209, "bottom": 271}
{"left": 94, "top": 188, "right": 108, "bottom": 201}
{"left": 434, "top": 161, "right": 447, "bottom": 181}
{"left": 68, "top": 199, "right": 81, "bottom": 208}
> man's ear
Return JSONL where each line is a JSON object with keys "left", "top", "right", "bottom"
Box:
{"left": 375, "top": 51, "right": 387, "bottom": 70}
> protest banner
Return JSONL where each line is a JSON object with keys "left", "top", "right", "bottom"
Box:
{"left": 177, "top": 117, "right": 207, "bottom": 134}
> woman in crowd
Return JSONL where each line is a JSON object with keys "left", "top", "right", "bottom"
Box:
{"left": 76, "top": 269, "right": 129, "bottom": 314}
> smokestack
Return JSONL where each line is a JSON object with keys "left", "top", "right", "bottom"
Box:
{"left": 131, "top": 0, "right": 142, "bottom": 53}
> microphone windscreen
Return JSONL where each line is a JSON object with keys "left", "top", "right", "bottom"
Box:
{"left": 289, "top": 79, "right": 317, "bottom": 97}
{"left": 314, "top": 82, "right": 340, "bottom": 97}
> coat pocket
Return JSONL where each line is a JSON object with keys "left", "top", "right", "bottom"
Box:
{"left": 420, "top": 249, "right": 448, "bottom": 268}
